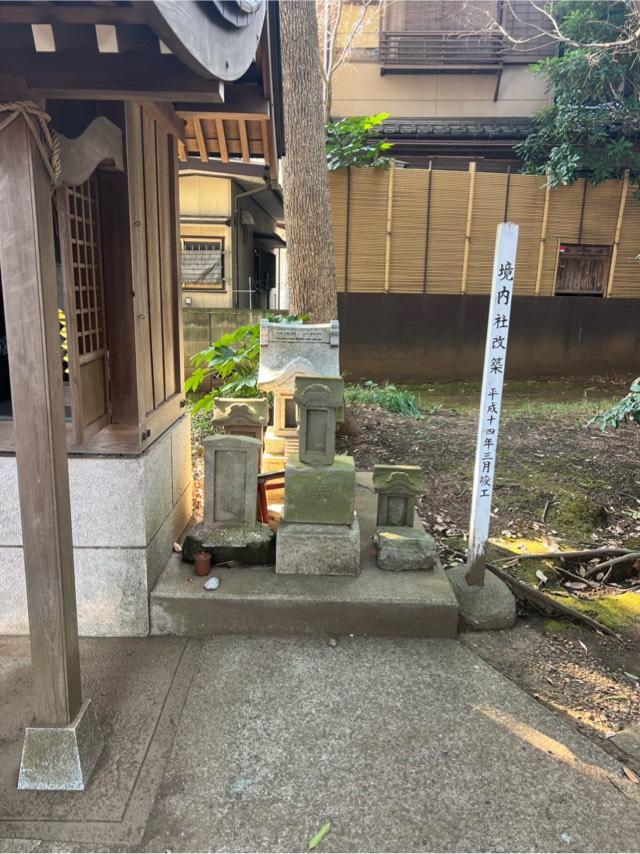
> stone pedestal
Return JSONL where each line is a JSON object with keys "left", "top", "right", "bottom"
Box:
{"left": 373, "top": 464, "right": 435, "bottom": 572}
{"left": 447, "top": 564, "right": 516, "bottom": 631}
{"left": 18, "top": 700, "right": 103, "bottom": 791}
{"left": 284, "top": 454, "right": 355, "bottom": 525}
{"left": 276, "top": 516, "right": 360, "bottom": 576}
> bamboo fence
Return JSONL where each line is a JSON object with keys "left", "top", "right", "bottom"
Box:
{"left": 329, "top": 165, "right": 639, "bottom": 297}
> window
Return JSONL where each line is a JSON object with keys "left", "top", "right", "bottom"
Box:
{"left": 181, "top": 238, "right": 225, "bottom": 290}
{"left": 555, "top": 244, "right": 611, "bottom": 297}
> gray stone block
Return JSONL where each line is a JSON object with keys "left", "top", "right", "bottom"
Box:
{"left": 284, "top": 455, "right": 355, "bottom": 525}
{"left": 375, "top": 527, "right": 438, "bottom": 572}
{"left": 18, "top": 699, "right": 103, "bottom": 791}
{"left": 171, "top": 414, "right": 193, "bottom": 505}
{"left": 147, "top": 483, "right": 193, "bottom": 588}
{"left": 0, "top": 457, "right": 21, "bottom": 545}
{"left": 447, "top": 564, "right": 516, "bottom": 631}
{"left": 182, "top": 521, "right": 275, "bottom": 566}
{"left": 144, "top": 431, "right": 174, "bottom": 543}
{"left": 276, "top": 515, "right": 361, "bottom": 576}
{"left": 203, "top": 434, "right": 260, "bottom": 529}
{"left": 0, "top": 547, "right": 28, "bottom": 633}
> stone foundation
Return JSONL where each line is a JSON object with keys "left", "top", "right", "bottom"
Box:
{"left": 0, "top": 415, "right": 192, "bottom": 637}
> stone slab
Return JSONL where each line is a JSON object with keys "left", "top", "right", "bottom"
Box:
{"left": 375, "top": 526, "right": 438, "bottom": 571}
{"left": 139, "top": 636, "right": 640, "bottom": 854}
{"left": 447, "top": 563, "right": 517, "bottom": 631}
{"left": 150, "top": 475, "right": 459, "bottom": 637}
{"left": 182, "top": 521, "right": 275, "bottom": 566}
{"left": 203, "top": 434, "right": 260, "bottom": 529}
{"left": 276, "top": 516, "right": 361, "bottom": 577}
{"left": 283, "top": 454, "right": 355, "bottom": 525}
{"left": 18, "top": 700, "right": 104, "bottom": 791}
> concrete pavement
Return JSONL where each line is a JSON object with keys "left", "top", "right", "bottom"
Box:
{"left": 1, "top": 635, "right": 639, "bottom": 852}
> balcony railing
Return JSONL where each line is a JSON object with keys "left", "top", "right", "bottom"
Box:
{"left": 380, "top": 31, "right": 504, "bottom": 72}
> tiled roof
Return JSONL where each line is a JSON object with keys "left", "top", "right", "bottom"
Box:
{"left": 382, "top": 118, "right": 534, "bottom": 140}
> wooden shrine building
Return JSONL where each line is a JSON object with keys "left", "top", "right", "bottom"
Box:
{"left": 0, "top": 0, "right": 282, "bottom": 789}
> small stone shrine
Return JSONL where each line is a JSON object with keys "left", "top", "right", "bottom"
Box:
{"left": 182, "top": 434, "right": 275, "bottom": 565}
{"left": 276, "top": 375, "right": 360, "bottom": 576}
{"left": 212, "top": 397, "right": 269, "bottom": 468}
{"left": 373, "top": 465, "right": 437, "bottom": 572}
{"left": 257, "top": 319, "right": 340, "bottom": 475}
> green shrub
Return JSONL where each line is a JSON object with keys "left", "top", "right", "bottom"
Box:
{"left": 185, "top": 314, "right": 308, "bottom": 415}
{"left": 344, "top": 381, "right": 424, "bottom": 418}
{"left": 590, "top": 376, "right": 640, "bottom": 431}
{"left": 325, "top": 113, "right": 393, "bottom": 171}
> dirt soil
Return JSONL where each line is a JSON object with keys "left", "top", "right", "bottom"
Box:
{"left": 337, "top": 374, "right": 640, "bottom": 752}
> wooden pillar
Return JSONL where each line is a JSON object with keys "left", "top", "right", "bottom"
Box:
{"left": 0, "top": 114, "right": 82, "bottom": 726}
{"left": 461, "top": 161, "right": 476, "bottom": 295}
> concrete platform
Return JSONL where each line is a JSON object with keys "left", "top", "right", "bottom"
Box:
{"left": 2, "top": 635, "right": 640, "bottom": 851}
{"left": 150, "top": 476, "right": 459, "bottom": 638}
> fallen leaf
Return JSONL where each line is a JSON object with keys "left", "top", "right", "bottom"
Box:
{"left": 565, "top": 581, "right": 588, "bottom": 590}
{"left": 308, "top": 821, "right": 331, "bottom": 850}
{"left": 624, "top": 672, "right": 639, "bottom": 682}
{"left": 622, "top": 766, "right": 640, "bottom": 784}
{"left": 536, "top": 569, "right": 548, "bottom": 585}
{"left": 607, "top": 694, "right": 628, "bottom": 701}
{"left": 172, "top": 542, "right": 182, "bottom": 553}
{"left": 578, "top": 640, "right": 588, "bottom": 653}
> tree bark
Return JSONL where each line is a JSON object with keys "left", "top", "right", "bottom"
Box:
{"left": 280, "top": 0, "right": 338, "bottom": 323}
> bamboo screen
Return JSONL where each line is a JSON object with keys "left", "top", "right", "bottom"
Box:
{"left": 329, "top": 167, "right": 639, "bottom": 298}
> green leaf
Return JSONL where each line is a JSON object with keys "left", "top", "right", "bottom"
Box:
{"left": 308, "top": 821, "right": 331, "bottom": 850}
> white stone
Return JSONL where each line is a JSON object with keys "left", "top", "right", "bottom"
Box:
{"left": 257, "top": 320, "right": 340, "bottom": 395}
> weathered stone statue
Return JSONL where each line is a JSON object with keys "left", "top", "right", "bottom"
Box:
{"left": 372, "top": 464, "right": 437, "bottom": 572}
{"left": 276, "top": 375, "right": 360, "bottom": 576}
{"left": 212, "top": 397, "right": 269, "bottom": 468}
{"left": 183, "top": 434, "right": 274, "bottom": 565}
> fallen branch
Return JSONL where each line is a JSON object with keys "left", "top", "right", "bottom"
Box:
{"left": 495, "top": 547, "right": 631, "bottom": 563}
{"left": 486, "top": 561, "right": 621, "bottom": 639}
{"left": 443, "top": 545, "right": 621, "bottom": 637}
{"left": 585, "top": 551, "right": 640, "bottom": 581}
{"left": 551, "top": 564, "right": 601, "bottom": 590}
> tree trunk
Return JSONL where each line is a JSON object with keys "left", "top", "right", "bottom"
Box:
{"left": 280, "top": 0, "right": 338, "bottom": 323}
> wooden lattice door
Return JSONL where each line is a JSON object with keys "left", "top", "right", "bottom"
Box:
{"left": 57, "top": 175, "right": 110, "bottom": 444}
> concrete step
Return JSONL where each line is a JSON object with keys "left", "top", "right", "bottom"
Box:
{"left": 150, "top": 475, "right": 459, "bottom": 638}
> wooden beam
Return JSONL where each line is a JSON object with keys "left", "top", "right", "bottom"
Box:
{"left": 194, "top": 117, "right": 208, "bottom": 162}
{"left": 138, "top": 100, "right": 186, "bottom": 140}
{"left": 0, "top": 5, "right": 144, "bottom": 25}
{"left": 177, "top": 139, "right": 187, "bottom": 161}
{"left": 461, "top": 161, "right": 476, "bottom": 295}
{"left": 383, "top": 160, "right": 395, "bottom": 293}
{"left": 215, "top": 118, "right": 229, "bottom": 163}
{"left": 31, "top": 23, "right": 55, "bottom": 52}
{"left": 6, "top": 52, "right": 225, "bottom": 102}
{"left": 95, "top": 24, "right": 119, "bottom": 53}
{"left": 179, "top": 159, "right": 267, "bottom": 178}
{"left": 0, "top": 113, "right": 82, "bottom": 726}
{"left": 239, "top": 120, "right": 250, "bottom": 162}
{"left": 260, "top": 120, "right": 271, "bottom": 168}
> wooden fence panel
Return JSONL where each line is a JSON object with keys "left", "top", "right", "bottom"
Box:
{"left": 466, "top": 172, "right": 509, "bottom": 294}
{"left": 347, "top": 167, "right": 388, "bottom": 291}
{"left": 389, "top": 168, "right": 430, "bottom": 292}
{"left": 506, "top": 174, "right": 545, "bottom": 295}
{"left": 581, "top": 180, "right": 622, "bottom": 245}
{"left": 612, "top": 187, "right": 640, "bottom": 298}
{"left": 426, "top": 169, "right": 468, "bottom": 293}
{"left": 328, "top": 170, "right": 348, "bottom": 292}
{"left": 538, "top": 181, "right": 584, "bottom": 296}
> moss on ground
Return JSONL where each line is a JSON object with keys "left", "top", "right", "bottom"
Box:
{"left": 556, "top": 591, "right": 640, "bottom": 632}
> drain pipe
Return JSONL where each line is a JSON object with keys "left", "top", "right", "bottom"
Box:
{"left": 233, "top": 183, "right": 272, "bottom": 309}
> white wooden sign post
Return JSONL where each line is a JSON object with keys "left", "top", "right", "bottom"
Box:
{"left": 466, "top": 222, "right": 519, "bottom": 586}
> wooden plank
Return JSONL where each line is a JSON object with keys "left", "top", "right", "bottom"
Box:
{"left": 124, "top": 102, "right": 154, "bottom": 423}
{"left": 177, "top": 139, "right": 187, "bottom": 161}
{"left": 139, "top": 100, "right": 185, "bottom": 141}
{"left": 260, "top": 120, "right": 272, "bottom": 169}
{"left": 0, "top": 114, "right": 82, "bottom": 726}
{"left": 194, "top": 117, "right": 208, "bottom": 162}
{"left": 239, "top": 119, "right": 250, "bottom": 163}
{"left": 142, "top": 111, "right": 166, "bottom": 407}
{"left": 0, "top": 5, "right": 143, "bottom": 25}
{"left": 168, "top": 135, "right": 185, "bottom": 398}
{"left": 31, "top": 23, "right": 55, "bottom": 51}
{"left": 157, "top": 126, "right": 176, "bottom": 399}
{"left": 216, "top": 118, "right": 229, "bottom": 163}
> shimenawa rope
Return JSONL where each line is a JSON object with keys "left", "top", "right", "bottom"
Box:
{"left": 0, "top": 100, "right": 61, "bottom": 190}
